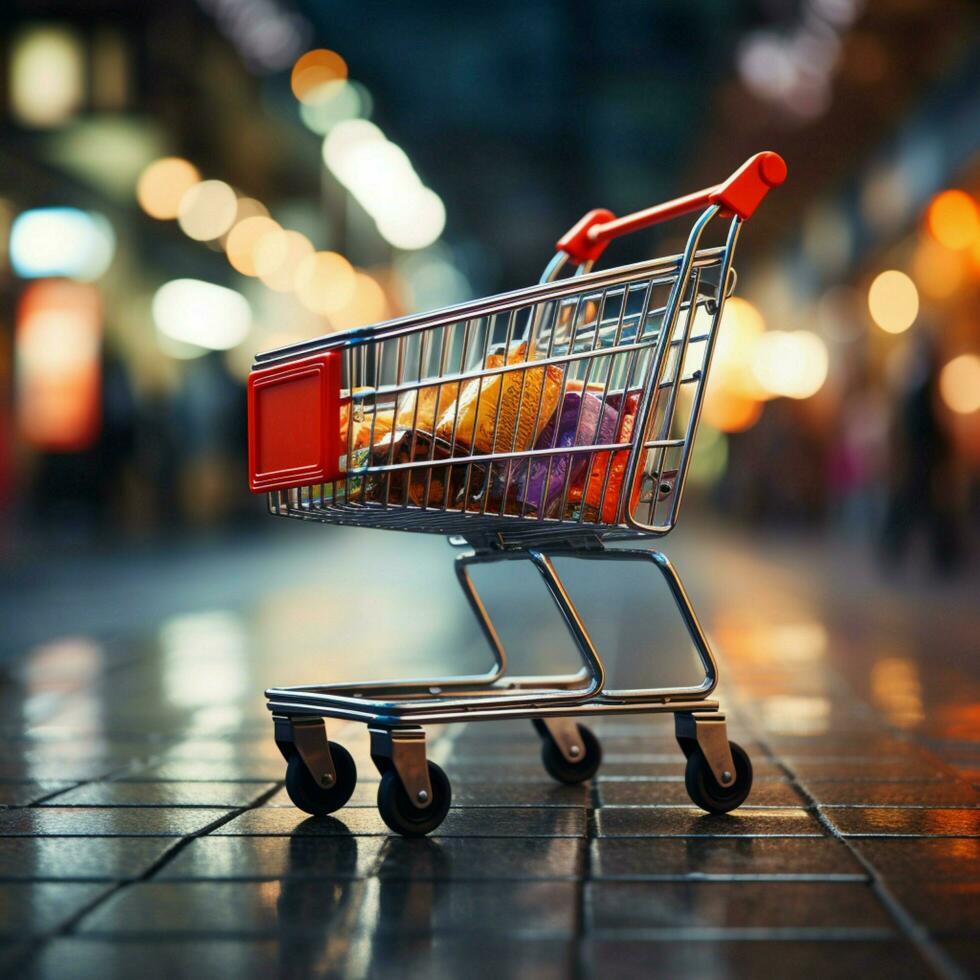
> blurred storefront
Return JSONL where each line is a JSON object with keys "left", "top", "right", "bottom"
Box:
{"left": 0, "top": 0, "right": 976, "bottom": 573}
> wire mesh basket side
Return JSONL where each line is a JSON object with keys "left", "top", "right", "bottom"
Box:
{"left": 268, "top": 242, "right": 732, "bottom": 540}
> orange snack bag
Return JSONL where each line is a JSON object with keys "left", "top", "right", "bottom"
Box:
{"left": 395, "top": 381, "right": 460, "bottom": 434}
{"left": 434, "top": 342, "right": 563, "bottom": 454}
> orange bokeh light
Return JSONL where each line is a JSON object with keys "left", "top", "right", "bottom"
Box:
{"left": 912, "top": 239, "right": 964, "bottom": 299}
{"left": 137, "top": 157, "right": 201, "bottom": 220}
{"left": 291, "top": 50, "right": 348, "bottom": 105}
{"left": 329, "top": 272, "right": 388, "bottom": 330}
{"left": 926, "top": 189, "right": 980, "bottom": 251}
{"left": 16, "top": 280, "right": 102, "bottom": 451}
{"left": 225, "top": 216, "right": 281, "bottom": 277}
{"left": 255, "top": 229, "right": 314, "bottom": 292}
{"left": 702, "top": 384, "right": 763, "bottom": 433}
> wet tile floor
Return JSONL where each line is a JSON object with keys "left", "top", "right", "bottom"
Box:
{"left": 0, "top": 525, "right": 978, "bottom": 978}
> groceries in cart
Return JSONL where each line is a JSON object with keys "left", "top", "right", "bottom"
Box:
{"left": 344, "top": 340, "right": 651, "bottom": 521}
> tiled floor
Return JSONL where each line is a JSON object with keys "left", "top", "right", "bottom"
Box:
{"left": 0, "top": 525, "right": 978, "bottom": 978}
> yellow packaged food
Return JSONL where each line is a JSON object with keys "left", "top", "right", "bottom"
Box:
{"left": 435, "top": 343, "right": 563, "bottom": 454}
{"left": 395, "top": 381, "right": 460, "bottom": 434}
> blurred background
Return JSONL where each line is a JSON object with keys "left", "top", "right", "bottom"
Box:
{"left": 0, "top": 0, "right": 978, "bottom": 658}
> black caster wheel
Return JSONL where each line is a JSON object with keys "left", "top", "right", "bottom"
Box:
{"left": 284, "top": 742, "right": 357, "bottom": 816}
{"left": 540, "top": 724, "right": 602, "bottom": 785}
{"left": 684, "top": 741, "right": 752, "bottom": 814}
{"left": 377, "top": 761, "right": 452, "bottom": 837}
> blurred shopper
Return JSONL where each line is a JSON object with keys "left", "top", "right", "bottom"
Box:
{"left": 829, "top": 364, "right": 888, "bottom": 536}
{"left": 173, "top": 352, "right": 247, "bottom": 525}
{"left": 879, "top": 330, "right": 964, "bottom": 575}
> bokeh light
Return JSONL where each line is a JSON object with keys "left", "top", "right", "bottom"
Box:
{"left": 137, "top": 158, "right": 202, "bottom": 220}
{"left": 225, "top": 216, "right": 282, "bottom": 276}
{"left": 152, "top": 279, "right": 251, "bottom": 353}
{"left": 697, "top": 297, "right": 772, "bottom": 432}
{"left": 255, "top": 229, "right": 314, "bottom": 291}
{"left": 10, "top": 208, "right": 116, "bottom": 281}
{"left": 323, "top": 119, "right": 446, "bottom": 251}
{"left": 713, "top": 297, "right": 769, "bottom": 400}
{"left": 16, "top": 280, "right": 102, "bottom": 451}
{"left": 752, "top": 330, "right": 829, "bottom": 400}
{"left": 334, "top": 272, "right": 388, "bottom": 329}
{"left": 868, "top": 269, "right": 919, "bottom": 334}
{"left": 9, "top": 25, "right": 84, "bottom": 128}
{"left": 294, "top": 251, "right": 357, "bottom": 315}
{"left": 177, "top": 179, "right": 238, "bottom": 241}
{"left": 291, "top": 49, "right": 348, "bottom": 104}
{"left": 229, "top": 197, "right": 269, "bottom": 224}
{"left": 702, "top": 386, "right": 763, "bottom": 433}
{"left": 376, "top": 187, "right": 446, "bottom": 250}
{"left": 300, "top": 80, "right": 371, "bottom": 135}
{"left": 926, "top": 190, "right": 980, "bottom": 251}
{"left": 939, "top": 354, "right": 980, "bottom": 415}
{"left": 912, "top": 239, "right": 964, "bottom": 300}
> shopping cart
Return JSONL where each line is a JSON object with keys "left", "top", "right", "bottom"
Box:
{"left": 248, "top": 151, "right": 787, "bottom": 835}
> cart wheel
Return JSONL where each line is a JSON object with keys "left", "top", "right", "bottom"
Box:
{"left": 284, "top": 743, "right": 357, "bottom": 816}
{"left": 684, "top": 741, "right": 752, "bottom": 814}
{"left": 377, "top": 761, "right": 451, "bottom": 837}
{"left": 540, "top": 724, "right": 602, "bottom": 784}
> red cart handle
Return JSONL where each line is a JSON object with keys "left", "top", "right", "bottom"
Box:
{"left": 556, "top": 151, "right": 787, "bottom": 265}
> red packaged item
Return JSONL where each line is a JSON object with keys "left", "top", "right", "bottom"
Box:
{"left": 577, "top": 390, "right": 643, "bottom": 524}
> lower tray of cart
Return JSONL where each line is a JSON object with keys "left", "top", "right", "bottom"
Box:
{"left": 266, "top": 679, "right": 717, "bottom": 726}
{"left": 267, "top": 492, "right": 664, "bottom": 544}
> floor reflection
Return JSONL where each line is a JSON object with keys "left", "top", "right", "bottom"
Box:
{"left": 0, "top": 525, "right": 976, "bottom": 977}
{"left": 277, "top": 820, "right": 362, "bottom": 976}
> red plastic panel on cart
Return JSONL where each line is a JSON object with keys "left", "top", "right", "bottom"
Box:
{"left": 248, "top": 352, "right": 343, "bottom": 493}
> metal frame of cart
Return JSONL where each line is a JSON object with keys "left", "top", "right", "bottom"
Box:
{"left": 248, "top": 152, "right": 787, "bottom": 835}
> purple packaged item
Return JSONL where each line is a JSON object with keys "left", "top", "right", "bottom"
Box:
{"left": 518, "top": 389, "right": 618, "bottom": 513}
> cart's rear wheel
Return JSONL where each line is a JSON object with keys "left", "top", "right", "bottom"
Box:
{"left": 377, "top": 761, "right": 451, "bottom": 837}
{"left": 684, "top": 741, "right": 752, "bottom": 813}
{"left": 284, "top": 743, "right": 357, "bottom": 816}
{"left": 540, "top": 724, "right": 602, "bottom": 784}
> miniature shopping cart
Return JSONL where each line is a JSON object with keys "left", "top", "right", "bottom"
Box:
{"left": 248, "top": 152, "right": 787, "bottom": 836}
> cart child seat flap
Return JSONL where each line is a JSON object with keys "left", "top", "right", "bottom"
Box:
{"left": 248, "top": 352, "right": 343, "bottom": 493}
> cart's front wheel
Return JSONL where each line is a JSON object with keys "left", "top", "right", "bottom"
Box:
{"left": 684, "top": 741, "right": 752, "bottom": 813}
{"left": 285, "top": 743, "right": 357, "bottom": 816}
{"left": 377, "top": 761, "right": 451, "bottom": 837}
{"left": 540, "top": 724, "right": 602, "bottom": 785}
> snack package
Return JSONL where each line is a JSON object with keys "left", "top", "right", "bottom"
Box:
{"left": 367, "top": 429, "right": 472, "bottom": 509}
{"left": 344, "top": 446, "right": 371, "bottom": 503}
{"left": 434, "top": 342, "right": 563, "bottom": 454}
{"left": 518, "top": 390, "right": 619, "bottom": 514}
{"left": 340, "top": 387, "right": 368, "bottom": 449}
{"left": 340, "top": 388, "right": 395, "bottom": 452}
{"left": 577, "top": 389, "right": 643, "bottom": 524}
{"left": 395, "top": 381, "right": 460, "bottom": 434}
